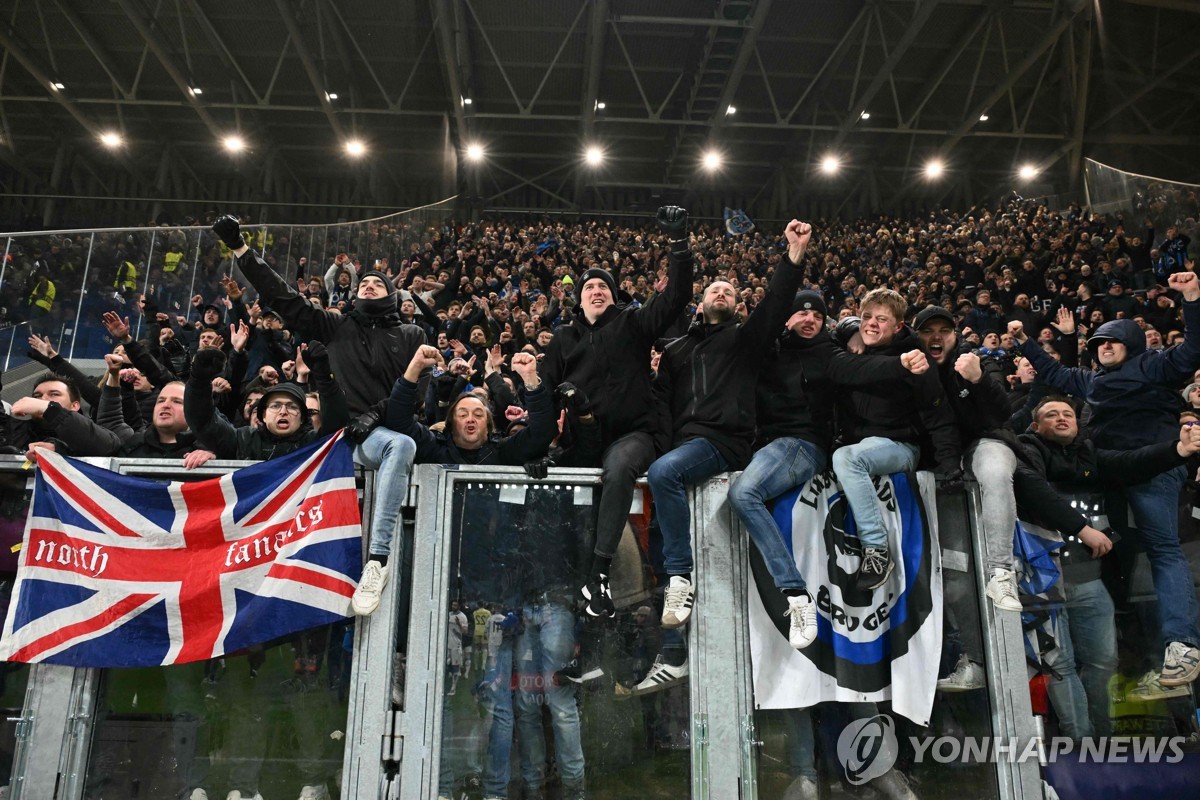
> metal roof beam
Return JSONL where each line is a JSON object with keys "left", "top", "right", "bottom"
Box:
{"left": 180, "top": 0, "right": 263, "bottom": 104}
{"left": 271, "top": 0, "right": 347, "bottom": 139}
{"left": 431, "top": 0, "right": 468, "bottom": 138}
{"left": 52, "top": 0, "right": 134, "bottom": 98}
{"left": 712, "top": 0, "right": 773, "bottom": 126}
{"left": 112, "top": 0, "right": 225, "bottom": 138}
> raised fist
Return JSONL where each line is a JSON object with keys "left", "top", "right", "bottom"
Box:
{"left": 655, "top": 206, "right": 689, "bottom": 240}
{"left": 1006, "top": 320, "right": 1027, "bottom": 343}
{"left": 783, "top": 220, "right": 813, "bottom": 264}
{"left": 212, "top": 215, "right": 244, "bottom": 250}
{"left": 900, "top": 350, "right": 928, "bottom": 375}
{"left": 189, "top": 348, "right": 227, "bottom": 383}
{"left": 1168, "top": 271, "right": 1200, "bottom": 302}
{"left": 954, "top": 352, "right": 983, "bottom": 384}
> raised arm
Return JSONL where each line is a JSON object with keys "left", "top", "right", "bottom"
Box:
{"left": 738, "top": 221, "right": 808, "bottom": 349}
{"left": 183, "top": 349, "right": 238, "bottom": 459}
{"left": 634, "top": 207, "right": 695, "bottom": 340}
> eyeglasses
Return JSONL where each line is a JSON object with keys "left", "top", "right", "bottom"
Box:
{"left": 265, "top": 401, "right": 301, "bottom": 414}
{"left": 1183, "top": 421, "right": 1200, "bottom": 428}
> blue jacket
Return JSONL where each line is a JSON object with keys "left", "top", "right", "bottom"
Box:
{"left": 1019, "top": 300, "right": 1200, "bottom": 449}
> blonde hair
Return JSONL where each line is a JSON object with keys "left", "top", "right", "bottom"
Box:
{"left": 860, "top": 288, "right": 907, "bottom": 321}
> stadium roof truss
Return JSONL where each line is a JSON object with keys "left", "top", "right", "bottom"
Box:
{"left": 0, "top": 0, "right": 1198, "bottom": 222}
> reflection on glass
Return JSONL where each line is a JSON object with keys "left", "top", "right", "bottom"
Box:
{"left": 438, "top": 481, "right": 689, "bottom": 800}
{"left": 0, "top": 473, "right": 32, "bottom": 794}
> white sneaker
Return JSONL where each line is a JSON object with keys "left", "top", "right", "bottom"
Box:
{"left": 226, "top": 792, "right": 263, "bottom": 800}
{"left": 188, "top": 790, "right": 209, "bottom": 800}
{"left": 1160, "top": 641, "right": 1200, "bottom": 686}
{"left": 985, "top": 568, "right": 1022, "bottom": 612}
{"left": 298, "top": 785, "right": 330, "bottom": 800}
{"left": 662, "top": 575, "right": 695, "bottom": 629}
{"left": 351, "top": 560, "right": 388, "bottom": 616}
{"left": 936, "top": 654, "right": 986, "bottom": 692}
{"left": 1129, "top": 668, "right": 1189, "bottom": 700}
{"left": 786, "top": 592, "right": 818, "bottom": 650}
{"left": 631, "top": 655, "right": 689, "bottom": 696}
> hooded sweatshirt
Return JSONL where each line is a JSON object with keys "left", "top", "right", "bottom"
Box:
{"left": 1018, "top": 302, "right": 1200, "bottom": 450}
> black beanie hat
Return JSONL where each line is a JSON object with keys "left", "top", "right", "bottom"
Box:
{"left": 354, "top": 269, "right": 399, "bottom": 316}
{"left": 579, "top": 268, "right": 617, "bottom": 297}
{"left": 359, "top": 270, "right": 397, "bottom": 296}
{"left": 791, "top": 290, "right": 827, "bottom": 317}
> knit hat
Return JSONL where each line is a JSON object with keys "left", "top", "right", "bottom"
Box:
{"left": 359, "top": 269, "right": 397, "bottom": 296}
{"left": 1183, "top": 383, "right": 1200, "bottom": 402}
{"left": 354, "top": 269, "right": 399, "bottom": 316}
{"left": 255, "top": 382, "right": 311, "bottom": 425}
{"left": 579, "top": 268, "right": 616, "bottom": 297}
{"left": 791, "top": 290, "right": 827, "bottom": 317}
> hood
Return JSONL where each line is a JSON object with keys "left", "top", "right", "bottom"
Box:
{"left": 1086, "top": 318, "right": 1145, "bottom": 359}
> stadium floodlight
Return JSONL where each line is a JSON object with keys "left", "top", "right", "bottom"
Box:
{"left": 703, "top": 150, "right": 722, "bottom": 171}
{"left": 924, "top": 159, "right": 944, "bottom": 178}
{"left": 223, "top": 135, "right": 246, "bottom": 152}
{"left": 52, "top": 82, "right": 66, "bottom": 90}
{"left": 100, "top": 131, "right": 123, "bottom": 149}
{"left": 585, "top": 146, "right": 604, "bottom": 166}
{"left": 190, "top": 86, "right": 203, "bottom": 96}
{"left": 466, "top": 143, "right": 485, "bottom": 162}
{"left": 345, "top": 139, "right": 366, "bottom": 158}
{"left": 860, "top": 110, "right": 870, "bottom": 120}
{"left": 595, "top": 101, "right": 606, "bottom": 110}
{"left": 726, "top": 106, "right": 737, "bottom": 115}
{"left": 1018, "top": 164, "right": 1038, "bottom": 180}
{"left": 821, "top": 156, "right": 840, "bottom": 175}
{"left": 979, "top": 113, "right": 989, "bottom": 121}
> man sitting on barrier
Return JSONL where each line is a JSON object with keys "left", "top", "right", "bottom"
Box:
{"left": 212, "top": 215, "right": 424, "bottom": 617}
{"left": 830, "top": 290, "right": 961, "bottom": 591}
{"left": 730, "top": 287, "right": 924, "bottom": 650}
{"left": 1009, "top": 269, "right": 1200, "bottom": 687}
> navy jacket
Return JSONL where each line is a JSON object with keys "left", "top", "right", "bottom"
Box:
{"left": 1019, "top": 300, "right": 1200, "bottom": 449}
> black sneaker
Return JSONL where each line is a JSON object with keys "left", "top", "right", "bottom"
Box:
{"left": 855, "top": 547, "right": 894, "bottom": 592}
{"left": 581, "top": 574, "right": 615, "bottom": 618}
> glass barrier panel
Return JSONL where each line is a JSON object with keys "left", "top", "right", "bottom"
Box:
{"left": 80, "top": 466, "right": 369, "bottom": 800}
{"left": 436, "top": 479, "right": 689, "bottom": 800}
{"left": 749, "top": 480, "right": 1001, "bottom": 799}
{"left": 0, "top": 471, "right": 33, "bottom": 795}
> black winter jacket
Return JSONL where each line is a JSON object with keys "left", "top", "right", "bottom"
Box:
{"left": 834, "top": 327, "right": 961, "bottom": 468}
{"left": 756, "top": 330, "right": 910, "bottom": 452}
{"left": 96, "top": 384, "right": 202, "bottom": 459}
{"left": 235, "top": 249, "right": 428, "bottom": 416}
{"left": 540, "top": 249, "right": 694, "bottom": 448}
{"left": 656, "top": 259, "right": 801, "bottom": 469}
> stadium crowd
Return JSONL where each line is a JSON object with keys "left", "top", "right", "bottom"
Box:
{"left": 2, "top": 192, "right": 1200, "bottom": 799}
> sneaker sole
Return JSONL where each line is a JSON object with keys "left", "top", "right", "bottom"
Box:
{"left": 860, "top": 560, "right": 895, "bottom": 592}
{"left": 580, "top": 586, "right": 614, "bottom": 618}
{"left": 936, "top": 681, "right": 985, "bottom": 693}
{"left": 1131, "top": 686, "right": 1190, "bottom": 699}
{"left": 351, "top": 598, "right": 381, "bottom": 616}
{"left": 630, "top": 672, "right": 688, "bottom": 697}
{"left": 661, "top": 612, "right": 691, "bottom": 630}
{"left": 1159, "top": 662, "right": 1200, "bottom": 687}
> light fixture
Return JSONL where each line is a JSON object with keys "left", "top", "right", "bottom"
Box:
{"left": 595, "top": 100, "right": 606, "bottom": 110}
{"left": 702, "top": 150, "right": 722, "bottom": 171}
{"left": 726, "top": 105, "right": 737, "bottom": 115}
{"left": 190, "top": 86, "right": 203, "bottom": 96}
{"left": 99, "top": 131, "right": 123, "bottom": 148}
{"left": 821, "top": 156, "right": 840, "bottom": 175}
{"left": 223, "top": 135, "right": 246, "bottom": 152}
{"left": 1018, "top": 164, "right": 1038, "bottom": 180}
{"left": 51, "top": 82, "right": 65, "bottom": 91}
{"left": 462, "top": 97, "right": 473, "bottom": 106}
{"left": 860, "top": 110, "right": 870, "bottom": 120}
{"left": 585, "top": 146, "right": 603, "bottom": 166}
{"left": 979, "top": 113, "right": 989, "bottom": 122}
{"left": 326, "top": 92, "right": 338, "bottom": 101}
{"left": 924, "top": 159, "right": 944, "bottom": 178}
{"left": 466, "top": 143, "right": 484, "bottom": 162}
{"left": 345, "top": 139, "right": 366, "bottom": 157}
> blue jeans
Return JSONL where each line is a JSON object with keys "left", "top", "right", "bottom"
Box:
{"left": 1064, "top": 578, "right": 1117, "bottom": 737}
{"left": 1122, "top": 467, "right": 1200, "bottom": 649}
{"left": 353, "top": 427, "right": 417, "bottom": 557}
{"left": 480, "top": 638, "right": 516, "bottom": 797}
{"left": 514, "top": 604, "right": 584, "bottom": 793}
{"left": 729, "top": 437, "right": 827, "bottom": 591}
{"left": 830, "top": 437, "right": 920, "bottom": 550}
{"left": 647, "top": 437, "right": 730, "bottom": 576}
{"left": 1044, "top": 607, "right": 1092, "bottom": 739}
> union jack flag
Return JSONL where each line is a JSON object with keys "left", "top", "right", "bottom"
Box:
{"left": 0, "top": 432, "right": 363, "bottom": 667}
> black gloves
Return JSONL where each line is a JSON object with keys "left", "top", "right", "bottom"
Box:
{"left": 833, "top": 316, "right": 861, "bottom": 347}
{"left": 524, "top": 456, "right": 555, "bottom": 480}
{"left": 656, "top": 206, "right": 689, "bottom": 255}
{"left": 934, "top": 461, "right": 964, "bottom": 491}
{"left": 554, "top": 381, "right": 592, "bottom": 416}
{"left": 189, "top": 348, "right": 227, "bottom": 383}
{"left": 305, "top": 340, "right": 332, "bottom": 384}
{"left": 345, "top": 406, "right": 382, "bottom": 444}
{"left": 212, "top": 215, "right": 245, "bottom": 251}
